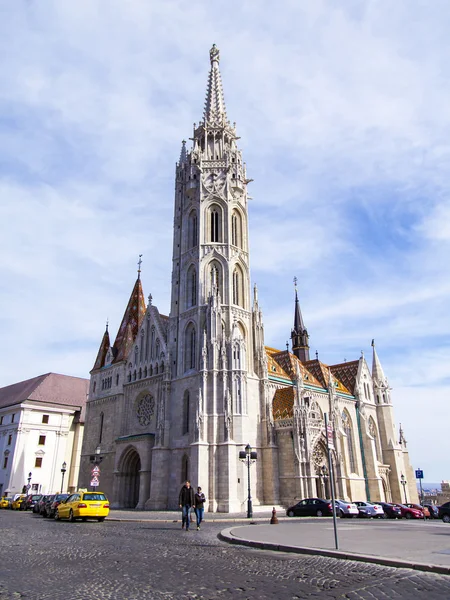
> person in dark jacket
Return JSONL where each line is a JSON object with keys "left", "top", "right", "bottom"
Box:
{"left": 194, "top": 486, "right": 206, "bottom": 530}
{"left": 178, "top": 480, "right": 195, "bottom": 530}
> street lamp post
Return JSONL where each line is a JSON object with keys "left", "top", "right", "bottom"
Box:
{"left": 60, "top": 462, "right": 67, "bottom": 493}
{"left": 400, "top": 473, "right": 408, "bottom": 504}
{"left": 239, "top": 444, "right": 258, "bottom": 519}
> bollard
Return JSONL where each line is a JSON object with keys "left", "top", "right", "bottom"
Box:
{"left": 270, "top": 507, "right": 279, "bottom": 525}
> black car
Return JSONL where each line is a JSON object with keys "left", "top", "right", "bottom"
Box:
{"left": 286, "top": 498, "right": 334, "bottom": 517}
{"left": 48, "top": 494, "right": 70, "bottom": 518}
{"left": 423, "top": 503, "right": 439, "bottom": 519}
{"left": 379, "top": 502, "right": 402, "bottom": 519}
{"left": 40, "top": 494, "right": 56, "bottom": 517}
{"left": 438, "top": 501, "right": 450, "bottom": 523}
{"left": 24, "top": 494, "right": 42, "bottom": 511}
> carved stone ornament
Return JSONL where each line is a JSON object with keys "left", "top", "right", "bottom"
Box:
{"left": 135, "top": 393, "right": 155, "bottom": 426}
{"left": 312, "top": 443, "right": 326, "bottom": 473}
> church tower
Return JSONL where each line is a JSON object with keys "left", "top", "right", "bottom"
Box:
{"left": 164, "top": 45, "right": 265, "bottom": 512}
{"left": 291, "top": 279, "right": 310, "bottom": 362}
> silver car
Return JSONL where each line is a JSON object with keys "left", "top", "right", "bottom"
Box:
{"left": 335, "top": 499, "right": 359, "bottom": 518}
{"left": 354, "top": 501, "right": 385, "bottom": 518}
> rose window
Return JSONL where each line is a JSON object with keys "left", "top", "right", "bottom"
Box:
{"left": 136, "top": 394, "right": 155, "bottom": 426}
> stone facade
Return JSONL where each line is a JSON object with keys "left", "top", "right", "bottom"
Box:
{"left": 79, "top": 46, "right": 418, "bottom": 511}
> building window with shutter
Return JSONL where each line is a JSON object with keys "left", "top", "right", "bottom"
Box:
{"left": 35, "top": 457, "right": 43, "bottom": 468}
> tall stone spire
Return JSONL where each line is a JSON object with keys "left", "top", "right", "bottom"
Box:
{"left": 371, "top": 339, "right": 387, "bottom": 385}
{"left": 179, "top": 140, "right": 187, "bottom": 165}
{"left": 291, "top": 278, "right": 310, "bottom": 362}
{"left": 203, "top": 44, "right": 227, "bottom": 125}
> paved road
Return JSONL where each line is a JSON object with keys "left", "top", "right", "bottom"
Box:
{"left": 1, "top": 510, "right": 450, "bottom": 599}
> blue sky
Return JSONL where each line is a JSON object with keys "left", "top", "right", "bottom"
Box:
{"left": 1, "top": 1, "right": 449, "bottom": 482}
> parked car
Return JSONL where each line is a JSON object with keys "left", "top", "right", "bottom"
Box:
{"left": 393, "top": 503, "right": 423, "bottom": 519}
{"left": 406, "top": 503, "right": 430, "bottom": 519}
{"left": 34, "top": 494, "right": 50, "bottom": 514}
{"left": 0, "top": 496, "right": 12, "bottom": 509}
{"left": 438, "top": 501, "right": 450, "bottom": 523}
{"left": 379, "top": 502, "right": 402, "bottom": 519}
{"left": 286, "top": 498, "right": 334, "bottom": 518}
{"left": 55, "top": 491, "right": 109, "bottom": 522}
{"left": 40, "top": 494, "right": 56, "bottom": 517}
{"left": 335, "top": 500, "right": 359, "bottom": 518}
{"left": 423, "top": 504, "right": 439, "bottom": 519}
{"left": 11, "top": 495, "right": 26, "bottom": 510}
{"left": 354, "top": 501, "right": 385, "bottom": 518}
{"left": 48, "top": 494, "right": 70, "bottom": 518}
{"left": 23, "top": 494, "right": 42, "bottom": 511}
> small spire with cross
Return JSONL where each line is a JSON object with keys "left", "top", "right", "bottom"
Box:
{"left": 286, "top": 341, "right": 289, "bottom": 352}
{"left": 148, "top": 293, "right": 153, "bottom": 306}
{"left": 105, "top": 318, "right": 109, "bottom": 333}
{"left": 137, "top": 254, "right": 143, "bottom": 279}
{"left": 315, "top": 350, "right": 319, "bottom": 360}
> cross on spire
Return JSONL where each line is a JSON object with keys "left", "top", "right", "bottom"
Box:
{"left": 137, "top": 254, "right": 143, "bottom": 279}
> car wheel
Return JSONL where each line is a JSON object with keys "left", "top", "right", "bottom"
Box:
{"left": 54, "top": 510, "right": 60, "bottom": 521}
{"left": 381, "top": 513, "right": 387, "bottom": 519}
{"left": 316, "top": 510, "right": 323, "bottom": 517}
{"left": 339, "top": 510, "right": 345, "bottom": 518}
{"left": 442, "top": 514, "right": 450, "bottom": 523}
{"left": 288, "top": 510, "right": 295, "bottom": 517}
{"left": 69, "top": 509, "right": 75, "bottom": 523}
{"left": 405, "top": 512, "right": 412, "bottom": 519}
{"left": 42, "top": 510, "right": 47, "bottom": 518}
{"left": 97, "top": 517, "right": 105, "bottom": 522}
{"left": 81, "top": 517, "right": 87, "bottom": 522}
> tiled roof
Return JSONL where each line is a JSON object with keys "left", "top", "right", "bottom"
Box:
{"left": 273, "top": 386, "right": 294, "bottom": 420}
{"left": 92, "top": 329, "right": 111, "bottom": 371}
{"left": 265, "top": 347, "right": 324, "bottom": 389}
{"left": 330, "top": 361, "right": 359, "bottom": 395}
{"left": 0, "top": 373, "right": 89, "bottom": 413}
{"left": 112, "top": 278, "right": 147, "bottom": 363}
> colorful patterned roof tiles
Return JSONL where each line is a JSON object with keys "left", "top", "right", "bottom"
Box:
{"left": 92, "top": 328, "right": 111, "bottom": 371}
{"left": 273, "top": 386, "right": 295, "bottom": 420}
{"left": 330, "top": 361, "right": 359, "bottom": 395}
{"left": 112, "top": 278, "right": 147, "bottom": 363}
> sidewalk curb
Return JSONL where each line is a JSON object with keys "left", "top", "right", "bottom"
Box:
{"left": 218, "top": 527, "right": 450, "bottom": 576}
{"left": 107, "top": 516, "right": 288, "bottom": 524}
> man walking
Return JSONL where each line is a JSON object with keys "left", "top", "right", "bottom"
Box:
{"left": 194, "top": 486, "right": 206, "bottom": 530}
{"left": 178, "top": 480, "right": 195, "bottom": 531}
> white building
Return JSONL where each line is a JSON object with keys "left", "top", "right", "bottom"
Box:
{"left": 79, "top": 45, "right": 418, "bottom": 511}
{"left": 0, "top": 373, "right": 88, "bottom": 497}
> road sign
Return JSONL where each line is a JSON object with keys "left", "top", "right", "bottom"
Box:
{"left": 415, "top": 469, "right": 424, "bottom": 479}
{"left": 91, "top": 466, "right": 101, "bottom": 476}
{"left": 90, "top": 477, "right": 100, "bottom": 487}
{"left": 326, "top": 423, "right": 334, "bottom": 450}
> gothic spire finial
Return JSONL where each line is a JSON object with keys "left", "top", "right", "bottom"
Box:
{"left": 179, "top": 140, "right": 187, "bottom": 165}
{"left": 204, "top": 44, "right": 227, "bottom": 124}
{"left": 105, "top": 318, "right": 109, "bottom": 333}
{"left": 137, "top": 254, "right": 143, "bottom": 279}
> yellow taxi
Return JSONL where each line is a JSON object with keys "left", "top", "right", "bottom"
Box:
{"left": 0, "top": 496, "right": 12, "bottom": 509}
{"left": 11, "top": 495, "right": 26, "bottom": 510}
{"left": 55, "top": 491, "right": 109, "bottom": 522}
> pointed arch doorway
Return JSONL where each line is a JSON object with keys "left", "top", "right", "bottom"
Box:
{"left": 119, "top": 447, "right": 141, "bottom": 509}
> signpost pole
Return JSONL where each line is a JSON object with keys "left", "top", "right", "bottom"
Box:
{"left": 325, "top": 413, "right": 339, "bottom": 550}
{"left": 415, "top": 469, "right": 424, "bottom": 505}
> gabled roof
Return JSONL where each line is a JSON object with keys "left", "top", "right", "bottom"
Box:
{"left": 0, "top": 373, "right": 89, "bottom": 412}
{"left": 330, "top": 361, "right": 359, "bottom": 395}
{"left": 92, "top": 328, "right": 111, "bottom": 371}
{"left": 266, "top": 348, "right": 323, "bottom": 389}
{"left": 112, "top": 278, "right": 147, "bottom": 363}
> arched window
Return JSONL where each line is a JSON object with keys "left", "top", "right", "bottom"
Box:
{"left": 150, "top": 328, "right": 155, "bottom": 359}
{"left": 369, "top": 417, "right": 382, "bottom": 463}
{"left": 231, "top": 210, "right": 243, "bottom": 248}
{"left": 145, "top": 319, "right": 150, "bottom": 360}
{"left": 188, "top": 210, "right": 198, "bottom": 248}
{"left": 209, "top": 261, "right": 222, "bottom": 299}
{"left": 99, "top": 412, "right": 104, "bottom": 444}
{"left": 233, "top": 376, "right": 243, "bottom": 414}
{"left": 342, "top": 410, "right": 357, "bottom": 474}
{"left": 184, "top": 323, "right": 197, "bottom": 372}
{"left": 183, "top": 391, "right": 190, "bottom": 435}
{"left": 155, "top": 339, "right": 160, "bottom": 360}
{"left": 186, "top": 265, "right": 197, "bottom": 308}
{"left": 181, "top": 455, "right": 189, "bottom": 482}
{"left": 232, "top": 265, "right": 244, "bottom": 307}
{"left": 140, "top": 331, "right": 144, "bottom": 363}
{"left": 209, "top": 205, "right": 222, "bottom": 242}
{"left": 134, "top": 346, "right": 138, "bottom": 366}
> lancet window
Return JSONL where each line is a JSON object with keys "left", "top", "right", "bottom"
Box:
{"left": 342, "top": 410, "right": 357, "bottom": 474}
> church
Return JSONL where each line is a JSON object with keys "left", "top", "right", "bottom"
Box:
{"left": 79, "top": 45, "right": 418, "bottom": 511}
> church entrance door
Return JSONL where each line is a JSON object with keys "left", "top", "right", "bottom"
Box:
{"left": 119, "top": 447, "right": 141, "bottom": 509}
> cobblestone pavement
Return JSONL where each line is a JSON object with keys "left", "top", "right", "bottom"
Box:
{"left": 1, "top": 511, "right": 450, "bottom": 600}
